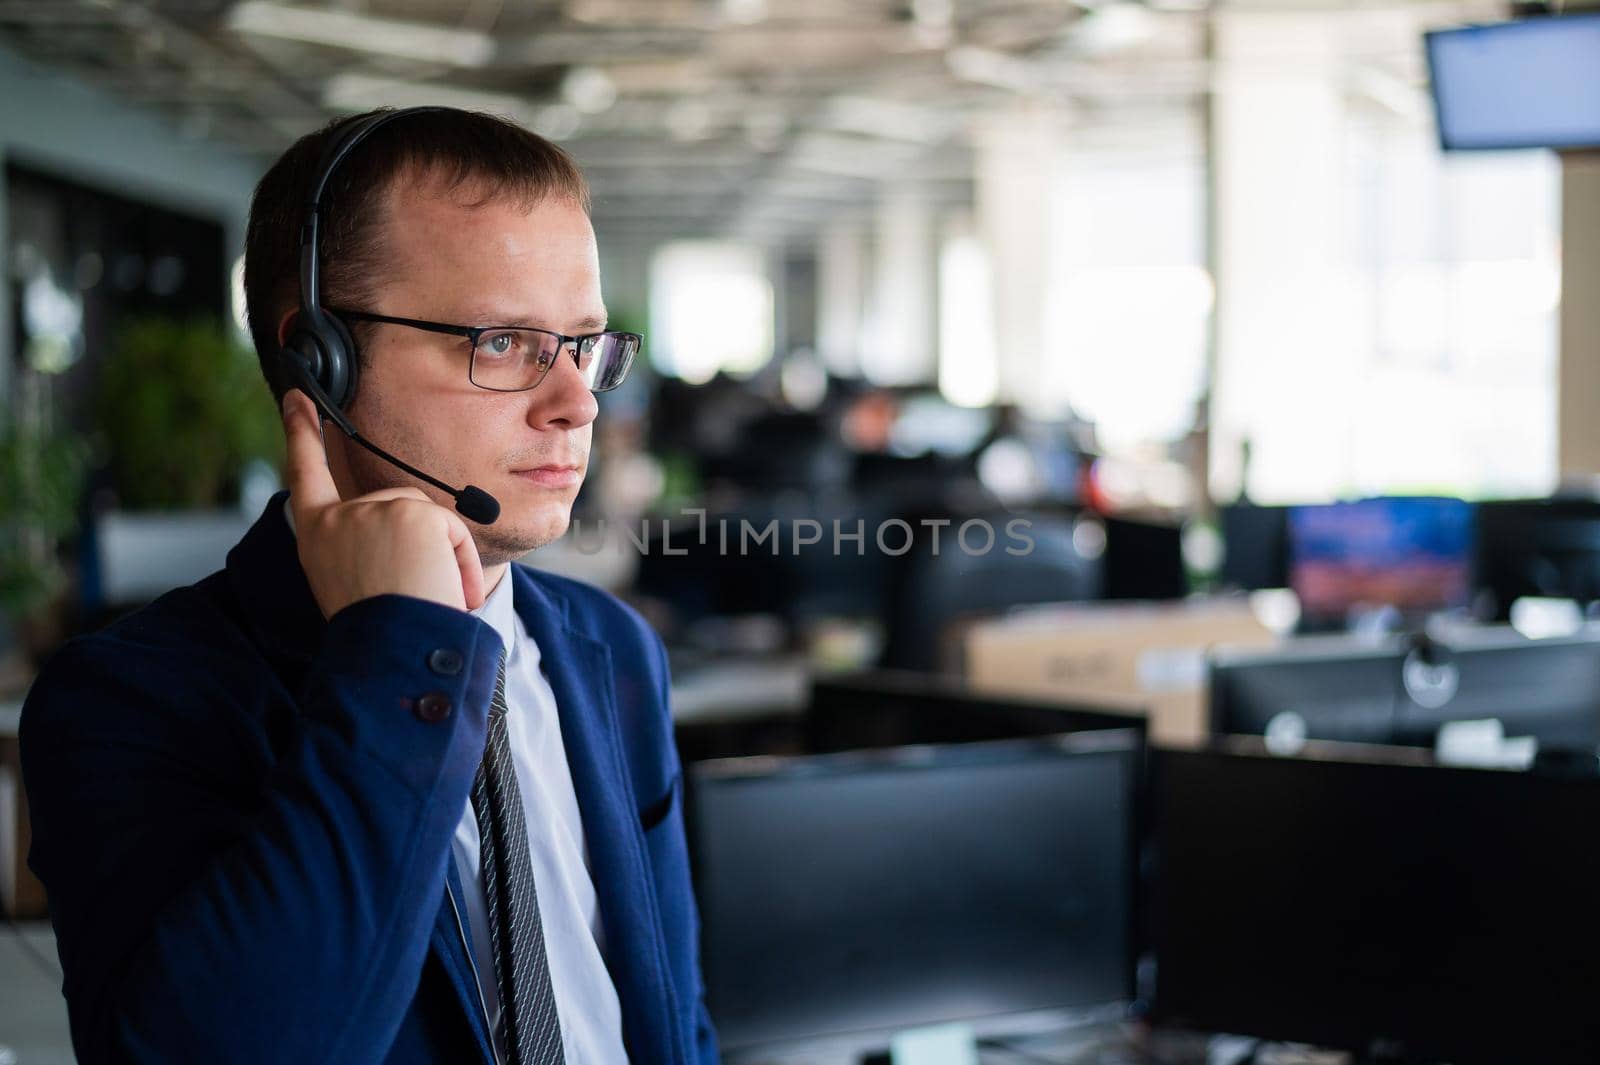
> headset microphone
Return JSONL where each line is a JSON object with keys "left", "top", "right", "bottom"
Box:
{"left": 284, "top": 360, "right": 501, "bottom": 526}
{"left": 281, "top": 105, "right": 502, "bottom": 526}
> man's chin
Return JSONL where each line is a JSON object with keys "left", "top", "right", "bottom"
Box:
{"left": 473, "top": 502, "right": 574, "bottom": 565}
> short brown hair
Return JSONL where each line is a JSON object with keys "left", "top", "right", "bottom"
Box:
{"left": 243, "top": 107, "right": 591, "bottom": 401}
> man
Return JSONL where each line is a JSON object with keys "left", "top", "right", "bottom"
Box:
{"left": 20, "top": 107, "right": 718, "bottom": 1064}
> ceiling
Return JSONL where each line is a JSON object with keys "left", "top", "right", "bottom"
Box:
{"left": 0, "top": 0, "right": 1488, "bottom": 246}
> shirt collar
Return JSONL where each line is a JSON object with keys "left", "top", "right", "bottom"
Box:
{"left": 471, "top": 567, "right": 518, "bottom": 661}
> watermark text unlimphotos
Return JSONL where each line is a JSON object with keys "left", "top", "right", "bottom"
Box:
{"left": 566, "top": 510, "right": 1035, "bottom": 558}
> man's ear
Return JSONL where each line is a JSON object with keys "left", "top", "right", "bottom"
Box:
{"left": 276, "top": 309, "right": 299, "bottom": 349}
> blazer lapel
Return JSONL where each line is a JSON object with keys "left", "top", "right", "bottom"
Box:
{"left": 430, "top": 860, "right": 497, "bottom": 1065}
{"left": 512, "top": 568, "right": 682, "bottom": 1065}
{"left": 223, "top": 491, "right": 326, "bottom": 683}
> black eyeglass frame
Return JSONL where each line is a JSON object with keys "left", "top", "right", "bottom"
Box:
{"left": 330, "top": 307, "right": 641, "bottom": 393}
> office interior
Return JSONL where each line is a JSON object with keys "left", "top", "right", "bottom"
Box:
{"left": 4, "top": 1, "right": 1600, "bottom": 1062}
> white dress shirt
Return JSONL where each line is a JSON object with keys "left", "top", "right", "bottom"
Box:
{"left": 460, "top": 568, "right": 628, "bottom": 1065}
{"left": 281, "top": 500, "right": 627, "bottom": 1063}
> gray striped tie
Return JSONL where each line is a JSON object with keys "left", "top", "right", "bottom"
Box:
{"left": 472, "top": 655, "right": 566, "bottom": 1065}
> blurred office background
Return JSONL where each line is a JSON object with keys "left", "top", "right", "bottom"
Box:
{"left": 4, "top": 1, "right": 1600, "bottom": 1063}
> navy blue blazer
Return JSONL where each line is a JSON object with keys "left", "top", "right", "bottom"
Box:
{"left": 20, "top": 492, "right": 718, "bottom": 1064}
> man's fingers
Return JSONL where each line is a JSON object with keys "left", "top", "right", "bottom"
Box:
{"left": 350, "top": 486, "right": 435, "bottom": 506}
{"left": 280, "top": 397, "right": 483, "bottom": 613}
{"left": 445, "top": 511, "right": 487, "bottom": 611}
{"left": 282, "top": 390, "right": 341, "bottom": 519}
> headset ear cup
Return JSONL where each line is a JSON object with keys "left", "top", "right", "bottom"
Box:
{"left": 320, "top": 313, "right": 358, "bottom": 410}
{"left": 280, "top": 329, "right": 323, "bottom": 397}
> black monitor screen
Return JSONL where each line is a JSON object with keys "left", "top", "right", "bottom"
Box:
{"left": 1427, "top": 15, "right": 1600, "bottom": 152}
{"left": 688, "top": 733, "right": 1138, "bottom": 1055}
{"left": 1210, "top": 637, "right": 1406, "bottom": 746}
{"left": 1102, "top": 517, "right": 1188, "bottom": 601}
{"left": 1219, "top": 503, "right": 1289, "bottom": 591}
{"left": 1209, "top": 629, "right": 1600, "bottom": 751}
{"left": 1476, "top": 498, "right": 1600, "bottom": 618}
{"left": 1150, "top": 747, "right": 1600, "bottom": 1062}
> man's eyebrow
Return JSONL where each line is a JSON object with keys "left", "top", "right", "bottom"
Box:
{"left": 468, "top": 310, "right": 609, "bottom": 332}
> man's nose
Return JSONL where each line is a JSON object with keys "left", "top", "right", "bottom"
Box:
{"left": 526, "top": 342, "right": 599, "bottom": 429}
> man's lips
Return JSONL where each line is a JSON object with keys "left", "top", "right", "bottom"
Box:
{"left": 511, "top": 464, "right": 582, "bottom": 488}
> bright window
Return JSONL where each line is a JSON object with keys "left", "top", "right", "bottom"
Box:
{"left": 937, "top": 222, "right": 1000, "bottom": 409}
{"left": 649, "top": 241, "right": 774, "bottom": 384}
{"left": 1042, "top": 118, "right": 1211, "bottom": 454}
{"left": 1209, "top": 9, "right": 1560, "bottom": 504}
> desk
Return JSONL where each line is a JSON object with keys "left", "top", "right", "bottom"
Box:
{"left": 669, "top": 655, "right": 811, "bottom": 723}
{"left": 722, "top": 1020, "right": 1286, "bottom": 1065}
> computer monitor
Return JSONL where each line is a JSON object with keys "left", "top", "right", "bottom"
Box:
{"left": 1210, "top": 635, "right": 1408, "bottom": 747}
{"left": 878, "top": 508, "right": 1103, "bottom": 672}
{"left": 1287, "top": 498, "right": 1475, "bottom": 624}
{"left": 687, "top": 731, "right": 1140, "bottom": 1059}
{"left": 1102, "top": 517, "right": 1188, "bottom": 601}
{"left": 807, "top": 670, "right": 1144, "bottom": 754}
{"left": 1149, "top": 744, "right": 1600, "bottom": 1062}
{"left": 1476, "top": 498, "right": 1600, "bottom": 620}
{"left": 1210, "top": 628, "right": 1600, "bottom": 752}
{"left": 1219, "top": 503, "right": 1289, "bottom": 591}
{"left": 1426, "top": 14, "right": 1600, "bottom": 152}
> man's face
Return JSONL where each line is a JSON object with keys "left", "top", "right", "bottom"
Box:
{"left": 330, "top": 175, "right": 603, "bottom": 566}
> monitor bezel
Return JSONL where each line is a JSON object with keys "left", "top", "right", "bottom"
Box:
{"left": 685, "top": 728, "right": 1144, "bottom": 1057}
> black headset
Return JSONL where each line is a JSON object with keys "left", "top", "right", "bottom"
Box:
{"left": 283, "top": 105, "right": 443, "bottom": 412}
{"left": 279, "top": 106, "right": 500, "bottom": 525}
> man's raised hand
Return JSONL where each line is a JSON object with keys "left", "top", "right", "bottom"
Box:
{"left": 282, "top": 389, "right": 486, "bottom": 618}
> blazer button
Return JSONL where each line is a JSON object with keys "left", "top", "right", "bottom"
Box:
{"left": 415, "top": 692, "right": 453, "bottom": 722}
{"left": 427, "top": 648, "right": 464, "bottom": 676}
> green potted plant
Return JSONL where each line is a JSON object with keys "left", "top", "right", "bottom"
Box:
{"left": 85, "top": 318, "right": 284, "bottom": 611}
{"left": 94, "top": 317, "right": 282, "bottom": 510}
{"left": 0, "top": 409, "right": 89, "bottom": 674}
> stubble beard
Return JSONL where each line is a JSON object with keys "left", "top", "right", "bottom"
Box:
{"left": 338, "top": 432, "right": 575, "bottom": 567}
{"left": 471, "top": 507, "right": 573, "bottom": 567}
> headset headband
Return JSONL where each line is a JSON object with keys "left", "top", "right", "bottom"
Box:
{"left": 297, "top": 106, "right": 450, "bottom": 321}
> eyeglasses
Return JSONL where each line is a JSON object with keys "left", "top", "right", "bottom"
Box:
{"left": 332, "top": 309, "right": 641, "bottom": 393}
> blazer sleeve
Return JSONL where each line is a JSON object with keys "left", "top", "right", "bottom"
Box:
{"left": 19, "top": 593, "right": 502, "bottom": 1065}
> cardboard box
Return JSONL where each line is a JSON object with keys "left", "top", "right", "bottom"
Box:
{"left": 964, "top": 599, "right": 1280, "bottom": 746}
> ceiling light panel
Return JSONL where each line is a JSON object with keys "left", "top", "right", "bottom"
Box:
{"left": 227, "top": 1, "right": 494, "bottom": 67}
